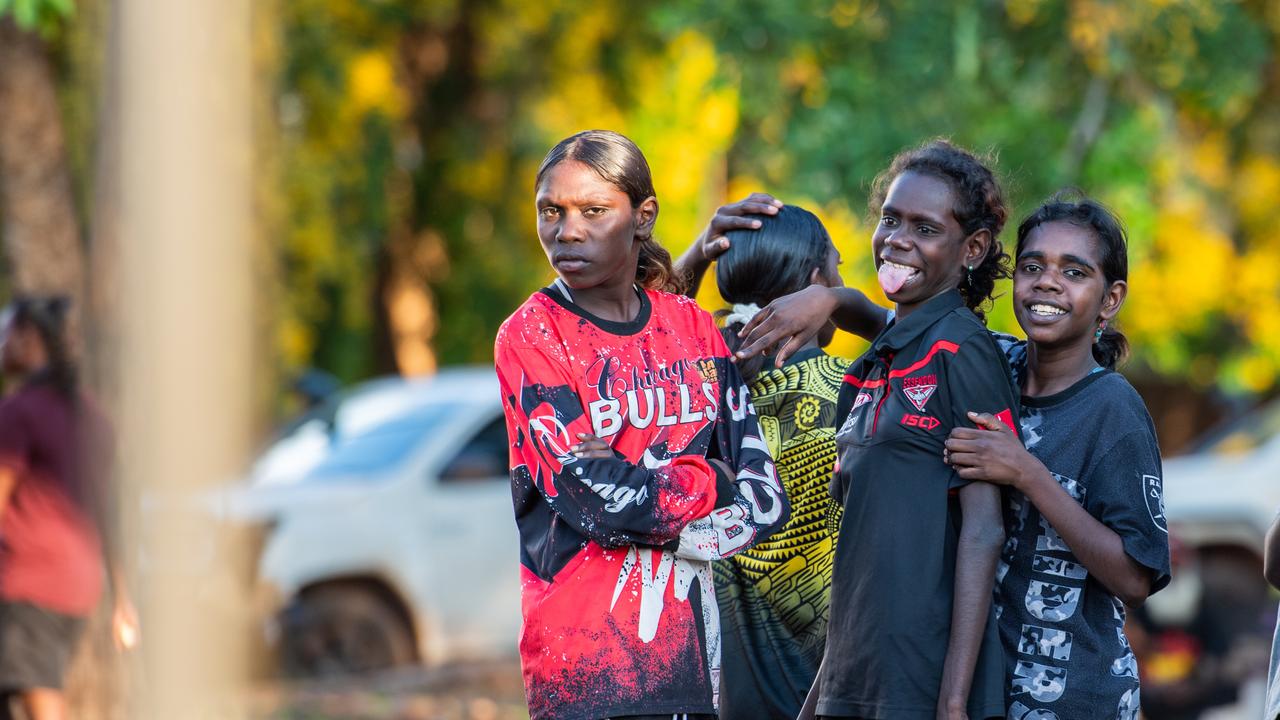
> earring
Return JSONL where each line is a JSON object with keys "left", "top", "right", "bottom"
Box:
{"left": 966, "top": 264, "right": 973, "bottom": 287}
{"left": 1094, "top": 319, "right": 1107, "bottom": 343}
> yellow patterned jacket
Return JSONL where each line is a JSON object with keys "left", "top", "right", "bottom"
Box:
{"left": 713, "top": 347, "right": 848, "bottom": 720}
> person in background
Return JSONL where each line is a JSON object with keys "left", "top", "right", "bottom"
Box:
{"left": 0, "top": 296, "right": 137, "bottom": 720}
{"left": 495, "top": 130, "right": 789, "bottom": 720}
{"left": 677, "top": 200, "right": 848, "bottom": 719}
{"left": 1265, "top": 509, "right": 1280, "bottom": 719}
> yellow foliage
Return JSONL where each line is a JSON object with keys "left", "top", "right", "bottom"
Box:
{"left": 1124, "top": 192, "right": 1234, "bottom": 343}
{"left": 280, "top": 315, "right": 313, "bottom": 369}
{"left": 1067, "top": 0, "right": 1130, "bottom": 72}
{"left": 1244, "top": 304, "right": 1280, "bottom": 356}
{"left": 347, "top": 50, "right": 403, "bottom": 115}
{"left": 1233, "top": 155, "right": 1280, "bottom": 230}
{"left": 1006, "top": 0, "right": 1047, "bottom": 26}
{"left": 1190, "top": 131, "right": 1228, "bottom": 190}
{"left": 533, "top": 74, "right": 627, "bottom": 138}
{"left": 1235, "top": 246, "right": 1280, "bottom": 301}
{"left": 1236, "top": 354, "right": 1275, "bottom": 394}
{"left": 629, "top": 32, "right": 739, "bottom": 262}
{"left": 453, "top": 148, "right": 509, "bottom": 199}
{"left": 814, "top": 200, "right": 877, "bottom": 362}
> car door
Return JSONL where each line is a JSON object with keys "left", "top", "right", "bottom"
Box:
{"left": 414, "top": 408, "right": 521, "bottom": 658}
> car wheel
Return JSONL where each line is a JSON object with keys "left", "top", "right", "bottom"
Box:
{"left": 278, "top": 584, "right": 416, "bottom": 678}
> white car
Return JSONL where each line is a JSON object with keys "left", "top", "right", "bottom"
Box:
{"left": 1162, "top": 397, "right": 1280, "bottom": 551}
{"left": 228, "top": 367, "right": 522, "bottom": 676}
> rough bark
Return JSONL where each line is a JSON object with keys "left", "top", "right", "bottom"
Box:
{"left": 0, "top": 15, "right": 118, "bottom": 719}
{"left": 0, "top": 17, "right": 87, "bottom": 325}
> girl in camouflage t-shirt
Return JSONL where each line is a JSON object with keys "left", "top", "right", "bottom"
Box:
{"left": 943, "top": 196, "right": 1172, "bottom": 719}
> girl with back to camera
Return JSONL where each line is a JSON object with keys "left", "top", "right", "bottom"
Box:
{"left": 494, "top": 130, "right": 789, "bottom": 720}
{"left": 677, "top": 203, "right": 849, "bottom": 719}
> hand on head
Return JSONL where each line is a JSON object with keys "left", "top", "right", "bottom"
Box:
{"left": 695, "top": 193, "right": 784, "bottom": 263}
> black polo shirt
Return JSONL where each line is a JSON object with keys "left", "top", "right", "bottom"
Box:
{"left": 817, "top": 290, "right": 1016, "bottom": 720}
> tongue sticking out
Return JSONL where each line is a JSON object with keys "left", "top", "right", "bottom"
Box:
{"left": 878, "top": 263, "right": 915, "bottom": 295}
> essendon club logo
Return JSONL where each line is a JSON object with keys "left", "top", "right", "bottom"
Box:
{"left": 901, "top": 373, "right": 937, "bottom": 413}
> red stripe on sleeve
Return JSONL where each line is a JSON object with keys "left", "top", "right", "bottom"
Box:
{"left": 887, "top": 340, "right": 960, "bottom": 378}
{"left": 843, "top": 374, "right": 886, "bottom": 389}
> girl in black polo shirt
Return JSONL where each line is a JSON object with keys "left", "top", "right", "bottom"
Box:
{"left": 795, "top": 141, "right": 1016, "bottom": 720}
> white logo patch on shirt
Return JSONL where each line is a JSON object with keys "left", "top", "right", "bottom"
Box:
{"left": 1143, "top": 474, "right": 1167, "bottom": 533}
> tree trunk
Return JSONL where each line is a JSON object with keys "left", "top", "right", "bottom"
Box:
{"left": 0, "top": 17, "right": 86, "bottom": 323}
{"left": 0, "top": 15, "right": 116, "bottom": 720}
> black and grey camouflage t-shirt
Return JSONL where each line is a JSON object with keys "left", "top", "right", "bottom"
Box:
{"left": 990, "top": 352, "right": 1171, "bottom": 720}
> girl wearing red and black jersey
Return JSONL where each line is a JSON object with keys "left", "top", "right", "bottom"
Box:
{"left": 495, "top": 131, "right": 789, "bottom": 720}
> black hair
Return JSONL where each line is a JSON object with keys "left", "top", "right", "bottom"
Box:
{"left": 9, "top": 295, "right": 78, "bottom": 399}
{"left": 535, "top": 130, "right": 679, "bottom": 293}
{"left": 1015, "top": 192, "right": 1130, "bottom": 369}
{"left": 869, "top": 138, "right": 1011, "bottom": 321}
{"left": 715, "top": 205, "right": 833, "bottom": 381}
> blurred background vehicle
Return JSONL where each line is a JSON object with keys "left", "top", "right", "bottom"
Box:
{"left": 10, "top": 0, "right": 1280, "bottom": 715}
{"left": 1163, "top": 397, "right": 1280, "bottom": 550}
{"left": 224, "top": 367, "right": 520, "bottom": 678}
{"left": 1138, "top": 399, "right": 1280, "bottom": 720}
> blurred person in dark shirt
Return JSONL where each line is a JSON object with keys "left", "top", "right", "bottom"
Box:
{"left": 1266, "top": 511, "right": 1280, "bottom": 719}
{"left": 0, "top": 297, "right": 137, "bottom": 720}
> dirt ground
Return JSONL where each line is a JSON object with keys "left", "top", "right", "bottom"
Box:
{"left": 248, "top": 660, "right": 529, "bottom": 720}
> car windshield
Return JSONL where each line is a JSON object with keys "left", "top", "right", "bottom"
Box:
{"left": 305, "top": 403, "right": 460, "bottom": 481}
{"left": 1192, "top": 399, "right": 1280, "bottom": 457}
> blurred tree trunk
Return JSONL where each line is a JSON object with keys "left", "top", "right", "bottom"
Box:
{"left": 0, "top": 18, "right": 86, "bottom": 322}
{"left": 0, "top": 14, "right": 120, "bottom": 720}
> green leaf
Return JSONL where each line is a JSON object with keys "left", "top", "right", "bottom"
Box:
{"left": 13, "top": 0, "right": 36, "bottom": 28}
{"left": 45, "top": 0, "right": 73, "bottom": 17}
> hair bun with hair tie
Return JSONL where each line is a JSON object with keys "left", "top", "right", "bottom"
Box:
{"left": 723, "top": 303, "right": 761, "bottom": 327}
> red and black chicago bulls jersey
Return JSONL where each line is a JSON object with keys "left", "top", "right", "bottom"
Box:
{"left": 817, "top": 289, "right": 1017, "bottom": 720}
{"left": 495, "top": 282, "right": 789, "bottom": 720}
